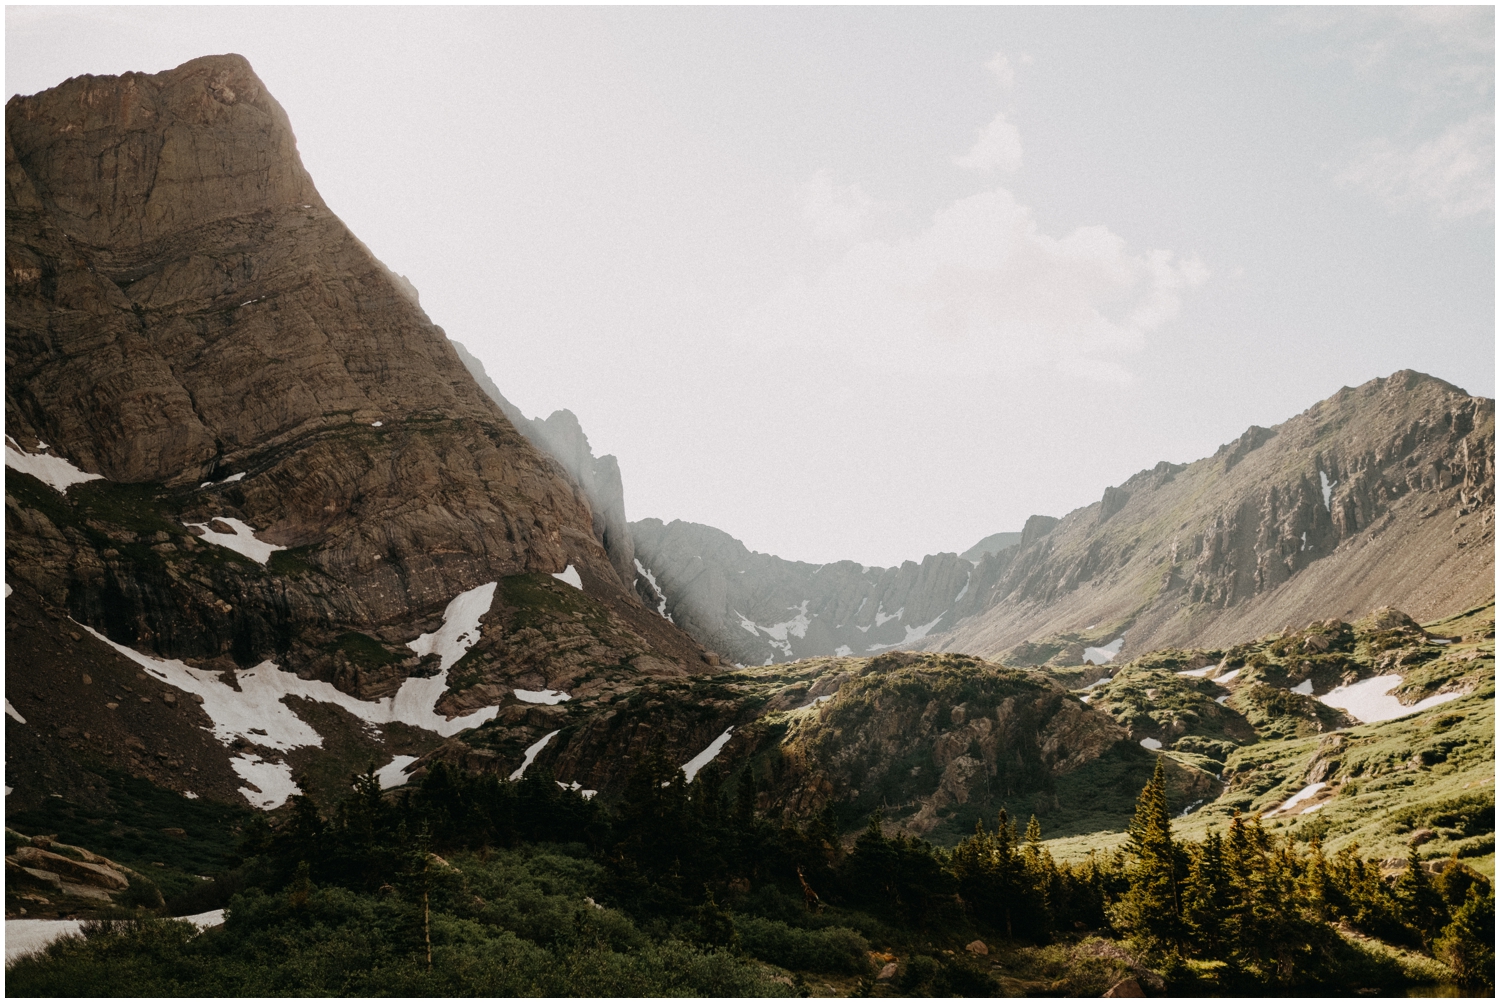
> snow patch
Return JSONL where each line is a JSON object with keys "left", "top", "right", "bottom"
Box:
{"left": 1320, "top": 470, "right": 1336, "bottom": 511}
{"left": 1291, "top": 679, "right": 1314, "bottom": 696}
{"left": 6, "top": 699, "right": 25, "bottom": 724}
{"left": 738, "top": 601, "right": 812, "bottom": 660}
{"left": 1275, "top": 781, "right": 1326, "bottom": 814}
{"left": 75, "top": 582, "right": 501, "bottom": 808}
{"left": 376, "top": 755, "right": 420, "bottom": 790}
{"left": 406, "top": 582, "right": 494, "bottom": 673}
{"left": 510, "top": 730, "right": 559, "bottom": 780}
{"left": 4, "top": 583, "right": 10, "bottom": 598}
{"left": 874, "top": 605, "right": 903, "bottom": 627}
{"left": 1083, "top": 636, "right": 1125, "bottom": 664}
{"left": 551, "top": 565, "right": 583, "bottom": 590}
{"left": 231, "top": 754, "right": 300, "bottom": 810}
{"left": 556, "top": 780, "right": 597, "bottom": 799}
{"left": 1216, "top": 695, "right": 1230, "bottom": 705}
{"left": 200, "top": 472, "right": 247, "bottom": 489}
{"left": 184, "top": 518, "right": 286, "bottom": 566}
{"left": 1216, "top": 668, "right": 1241, "bottom": 684}
{"left": 1319, "top": 674, "right": 1463, "bottom": 724}
{"left": 371, "top": 421, "right": 383, "bottom": 427}
{"left": 1301, "top": 531, "right": 1307, "bottom": 552}
{"left": 833, "top": 645, "right": 853, "bottom": 657}
{"left": 1177, "top": 666, "right": 1215, "bottom": 678}
{"left": 6, "top": 910, "right": 224, "bottom": 963}
{"left": 515, "top": 688, "right": 570, "bottom": 705}
{"left": 1139, "top": 737, "right": 1163, "bottom": 750}
{"left": 634, "top": 560, "right": 673, "bottom": 620}
{"left": 4, "top": 441, "right": 103, "bottom": 494}
{"left": 682, "top": 727, "right": 734, "bottom": 783}
{"left": 954, "top": 572, "right": 971, "bottom": 602}
{"left": 867, "top": 610, "right": 947, "bottom": 653}
{"left": 184, "top": 791, "right": 199, "bottom": 799}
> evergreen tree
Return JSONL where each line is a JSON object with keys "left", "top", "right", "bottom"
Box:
{"left": 1394, "top": 845, "right": 1446, "bottom": 946}
{"left": 1182, "top": 828, "right": 1230, "bottom": 957}
{"left": 1433, "top": 884, "right": 1495, "bottom": 993}
{"left": 1109, "top": 758, "right": 1183, "bottom": 954}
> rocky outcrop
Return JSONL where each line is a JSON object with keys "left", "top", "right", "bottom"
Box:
{"left": 6, "top": 831, "right": 137, "bottom": 904}
{"left": 758, "top": 652, "right": 1216, "bottom": 843}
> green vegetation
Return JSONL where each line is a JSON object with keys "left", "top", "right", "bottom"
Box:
{"left": 327, "top": 631, "right": 404, "bottom": 669}
{"left": 10, "top": 745, "right": 1485, "bottom": 995}
{"left": 1104, "top": 760, "right": 1493, "bottom": 993}
{"left": 5, "top": 769, "right": 253, "bottom": 910}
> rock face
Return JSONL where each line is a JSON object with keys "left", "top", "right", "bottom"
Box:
{"left": 633, "top": 372, "right": 1493, "bottom": 669}
{"left": 450, "top": 341, "right": 636, "bottom": 589}
{"left": 5, "top": 55, "right": 707, "bottom": 813}
{"left": 926, "top": 371, "right": 1495, "bottom": 663}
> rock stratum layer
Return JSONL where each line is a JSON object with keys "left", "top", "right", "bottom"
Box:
{"left": 632, "top": 372, "right": 1494, "bottom": 668}
{"left": 5, "top": 55, "right": 707, "bottom": 813}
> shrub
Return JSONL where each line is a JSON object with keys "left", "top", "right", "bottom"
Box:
{"left": 733, "top": 914, "right": 871, "bottom": 975}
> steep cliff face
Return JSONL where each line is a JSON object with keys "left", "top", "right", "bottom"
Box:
{"left": 5, "top": 55, "right": 705, "bottom": 813}
{"left": 451, "top": 341, "right": 637, "bottom": 590}
{"left": 927, "top": 371, "right": 1495, "bottom": 663}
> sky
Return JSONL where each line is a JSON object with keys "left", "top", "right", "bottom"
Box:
{"left": 7, "top": 7, "right": 1495, "bottom": 568}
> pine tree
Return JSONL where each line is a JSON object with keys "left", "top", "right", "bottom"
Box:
{"left": 1109, "top": 758, "right": 1183, "bottom": 954}
{"left": 1394, "top": 845, "right": 1446, "bottom": 946}
{"left": 1433, "top": 884, "right": 1496, "bottom": 993}
{"left": 1182, "top": 828, "right": 1230, "bottom": 957}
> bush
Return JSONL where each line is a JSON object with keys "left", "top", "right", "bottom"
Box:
{"left": 733, "top": 914, "right": 871, "bottom": 975}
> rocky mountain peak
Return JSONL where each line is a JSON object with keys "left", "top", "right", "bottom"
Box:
{"left": 7, "top": 54, "right": 321, "bottom": 260}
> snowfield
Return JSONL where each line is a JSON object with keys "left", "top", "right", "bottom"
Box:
{"left": 77, "top": 582, "right": 503, "bottom": 809}
{"left": 183, "top": 518, "right": 286, "bottom": 565}
{"left": 4, "top": 439, "right": 103, "bottom": 493}
{"left": 1318, "top": 673, "right": 1462, "bottom": 724}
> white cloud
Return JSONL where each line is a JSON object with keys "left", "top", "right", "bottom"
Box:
{"left": 745, "top": 187, "right": 1208, "bottom": 384}
{"left": 798, "top": 168, "right": 876, "bottom": 240}
{"left": 954, "top": 112, "right": 1023, "bottom": 173}
{"left": 1335, "top": 113, "right": 1495, "bottom": 220}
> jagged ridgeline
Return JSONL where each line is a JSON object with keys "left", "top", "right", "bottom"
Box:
{"left": 631, "top": 372, "right": 1493, "bottom": 670}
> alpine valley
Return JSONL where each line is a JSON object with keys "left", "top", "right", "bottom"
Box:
{"left": 5, "top": 56, "right": 1495, "bottom": 998}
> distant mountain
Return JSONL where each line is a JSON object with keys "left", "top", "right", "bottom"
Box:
{"left": 630, "top": 372, "right": 1493, "bottom": 671}
{"left": 630, "top": 519, "right": 985, "bottom": 666}
{"left": 924, "top": 371, "right": 1494, "bottom": 665}
{"left": 960, "top": 531, "right": 1022, "bottom": 563}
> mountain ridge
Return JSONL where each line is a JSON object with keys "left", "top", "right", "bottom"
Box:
{"left": 629, "top": 370, "right": 1493, "bottom": 668}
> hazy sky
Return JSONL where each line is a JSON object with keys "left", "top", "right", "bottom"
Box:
{"left": 8, "top": 7, "right": 1495, "bottom": 567}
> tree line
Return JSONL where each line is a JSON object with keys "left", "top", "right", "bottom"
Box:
{"left": 230, "top": 749, "right": 1490, "bottom": 993}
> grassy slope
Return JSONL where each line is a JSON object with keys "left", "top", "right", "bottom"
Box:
{"left": 1046, "top": 602, "right": 1495, "bottom": 868}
